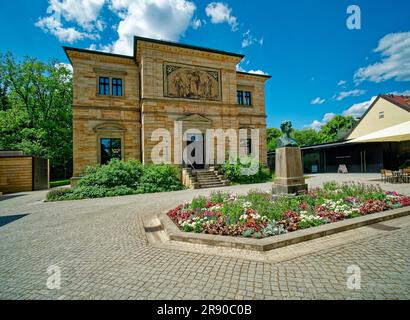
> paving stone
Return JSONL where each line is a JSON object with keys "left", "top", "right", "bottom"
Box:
{"left": 0, "top": 176, "right": 410, "bottom": 299}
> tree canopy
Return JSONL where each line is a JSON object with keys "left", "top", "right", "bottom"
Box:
{"left": 0, "top": 53, "right": 73, "bottom": 179}
{"left": 267, "top": 115, "right": 358, "bottom": 151}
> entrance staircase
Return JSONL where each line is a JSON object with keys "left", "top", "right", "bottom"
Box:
{"left": 184, "top": 167, "right": 229, "bottom": 189}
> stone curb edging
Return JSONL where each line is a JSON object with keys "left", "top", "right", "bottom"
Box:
{"left": 158, "top": 206, "right": 410, "bottom": 252}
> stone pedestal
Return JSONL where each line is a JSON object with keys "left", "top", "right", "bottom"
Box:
{"left": 272, "top": 147, "right": 307, "bottom": 194}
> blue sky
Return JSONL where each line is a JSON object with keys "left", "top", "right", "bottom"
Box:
{"left": 1, "top": 0, "right": 409, "bottom": 129}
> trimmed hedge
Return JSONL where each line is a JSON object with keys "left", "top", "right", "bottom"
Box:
{"left": 46, "top": 160, "right": 184, "bottom": 201}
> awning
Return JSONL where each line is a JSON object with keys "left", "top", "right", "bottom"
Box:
{"left": 347, "top": 120, "right": 410, "bottom": 143}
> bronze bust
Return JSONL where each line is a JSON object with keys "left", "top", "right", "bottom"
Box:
{"left": 277, "top": 121, "right": 298, "bottom": 147}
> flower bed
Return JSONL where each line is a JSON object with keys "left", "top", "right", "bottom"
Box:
{"left": 167, "top": 182, "right": 410, "bottom": 239}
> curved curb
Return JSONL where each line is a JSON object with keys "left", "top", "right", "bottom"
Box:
{"left": 159, "top": 206, "right": 410, "bottom": 252}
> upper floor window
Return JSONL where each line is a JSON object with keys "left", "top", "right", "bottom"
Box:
{"left": 99, "top": 77, "right": 110, "bottom": 95}
{"left": 244, "top": 91, "right": 252, "bottom": 106}
{"left": 237, "top": 90, "right": 252, "bottom": 106}
{"left": 112, "top": 78, "right": 123, "bottom": 96}
{"left": 379, "top": 111, "right": 384, "bottom": 119}
{"left": 237, "top": 91, "right": 244, "bottom": 105}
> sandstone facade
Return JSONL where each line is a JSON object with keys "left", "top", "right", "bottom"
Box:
{"left": 65, "top": 36, "right": 270, "bottom": 183}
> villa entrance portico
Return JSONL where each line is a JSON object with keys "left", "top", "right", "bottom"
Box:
{"left": 179, "top": 114, "right": 211, "bottom": 170}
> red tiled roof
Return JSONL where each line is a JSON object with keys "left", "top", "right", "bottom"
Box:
{"left": 381, "top": 94, "right": 410, "bottom": 110}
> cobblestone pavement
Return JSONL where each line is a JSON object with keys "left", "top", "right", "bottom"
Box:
{"left": 0, "top": 174, "right": 409, "bottom": 299}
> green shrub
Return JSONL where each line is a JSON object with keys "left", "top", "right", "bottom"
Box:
{"left": 46, "top": 187, "right": 74, "bottom": 201}
{"left": 138, "top": 164, "right": 184, "bottom": 193}
{"left": 46, "top": 160, "right": 184, "bottom": 201}
{"left": 71, "top": 185, "right": 135, "bottom": 199}
{"left": 219, "top": 160, "right": 271, "bottom": 184}
{"left": 78, "top": 159, "right": 143, "bottom": 189}
{"left": 49, "top": 180, "right": 70, "bottom": 188}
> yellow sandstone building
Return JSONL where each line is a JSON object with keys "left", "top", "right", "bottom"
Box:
{"left": 64, "top": 36, "right": 270, "bottom": 185}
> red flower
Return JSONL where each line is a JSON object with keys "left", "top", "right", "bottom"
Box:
{"left": 284, "top": 210, "right": 299, "bottom": 221}
{"left": 205, "top": 201, "right": 215, "bottom": 208}
{"left": 359, "top": 199, "right": 391, "bottom": 215}
{"left": 398, "top": 196, "right": 410, "bottom": 206}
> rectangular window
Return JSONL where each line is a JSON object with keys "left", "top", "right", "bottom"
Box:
{"left": 379, "top": 111, "right": 384, "bottom": 119}
{"left": 100, "top": 138, "right": 122, "bottom": 165}
{"left": 244, "top": 91, "right": 252, "bottom": 106}
{"left": 112, "top": 78, "right": 123, "bottom": 96}
{"left": 240, "top": 138, "right": 252, "bottom": 155}
{"left": 99, "top": 77, "right": 110, "bottom": 95}
{"left": 237, "top": 90, "right": 244, "bottom": 105}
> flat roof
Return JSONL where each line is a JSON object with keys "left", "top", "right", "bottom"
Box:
{"left": 236, "top": 71, "right": 272, "bottom": 79}
{"left": 134, "top": 36, "right": 245, "bottom": 59}
{"left": 63, "top": 46, "right": 135, "bottom": 64}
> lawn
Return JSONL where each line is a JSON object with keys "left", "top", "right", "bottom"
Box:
{"left": 167, "top": 182, "right": 410, "bottom": 239}
{"left": 49, "top": 179, "right": 70, "bottom": 188}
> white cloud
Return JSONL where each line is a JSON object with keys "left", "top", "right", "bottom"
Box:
{"left": 333, "top": 89, "right": 367, "bottom": 101}
{"left": 88, "top": 43, "right": 97, "bottom": 50}
{"left": 35, "top": 0, "right": 106, "bottom": 42}
{"left": 342, "top": 96, "right": 377, "bottom": 118}
{"left": 307, "top": 112, "right": 335, "bottom": 130}
{"left": 337, "top": 80, "right": 347, "bottom": 86}
{"left": 108, "top": 0, "right": 196, "bottom": 55}
{"left": 36, "top": 16, "right": 92, "bottom": 42}
{"left": 55, "top": 62, "right": 73, "bottom": 73}
{"left": 389, "top": 90, "right": 410, "bottom": 96}
{"left": 241, "top": 30, "right": 263, "bottom": 48}
{"left": 236, "top": 64, "right": 245, "bottom": 72}
{"left": 205, "top": 2, "right": 238, "bottom": 31}
{"left": 248, "top": 69, "right": 267, "bottom": 75}
{"left": 191, "top": 17, "right": 203, "bottom": 29}
{"left": 36, "top": 0, "right": 198, "bottom": 52}
{"left": 49, "top": 0, "right": 105, "bottom": 30}
{"left": 311, "top": 97, "right": 325, "bottom": 105}
{"left": 323, "top": 112, "right": 335, "bottom": 122}
{"left": 236, "top": 64, "right": 267, "bottom": 76}
{"left": 354, "top": 31, "right": 410, "bottom": 83}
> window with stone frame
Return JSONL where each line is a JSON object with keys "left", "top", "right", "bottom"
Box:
{"left": 237, "top": 90, "right": 244, "bottom": 105}
{"left": 244, "top": 91, "right": 252, "bottom": 106}
{"left": 100, "top": 138, "right": 122, "bottom": 165}
{"left": 239, "top": 138, "right": 252, "bottom": 155}
{"left": 112, "top": 78, "right": 123, "bottom": 96}
{"left": 237, "top": 90, "right": 252, "bottom": 106}
{"left": 99, "top": 76, "right": 110, "bottom": 95}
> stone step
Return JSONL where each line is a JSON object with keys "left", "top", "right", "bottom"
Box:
{"left": 199, "top": 181, "right": 223, "bottom": 187}
{"left": 196, "top": 172, "right": 215, "bottom": 176}
{"left": 198, "top": 184, "right": 225, "bottom": 189}
{"left": 189, "top": 169, "right": 229, "bottom": 189}
{"left": 197, "top": 177, "right": 220, "bottom": 182}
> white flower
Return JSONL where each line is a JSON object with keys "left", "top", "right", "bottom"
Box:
{"left": 242, "top": 201, "right": 252, "bottom": 209}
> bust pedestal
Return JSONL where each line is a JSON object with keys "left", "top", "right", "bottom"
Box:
{"left": 272, "top": 147, "right": 308, "bottom": 194}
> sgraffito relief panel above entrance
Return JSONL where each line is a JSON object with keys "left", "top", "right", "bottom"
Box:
{"left": 163, "top": 63, "right": 221, "bottom": 101}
